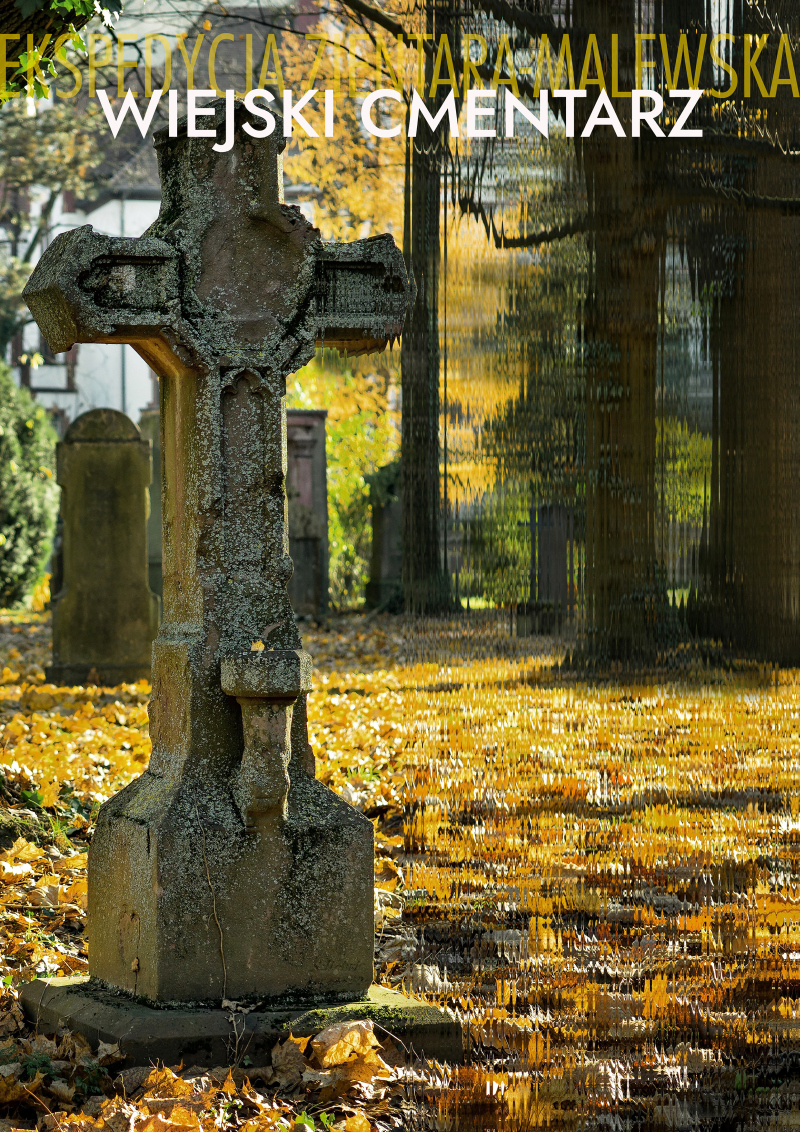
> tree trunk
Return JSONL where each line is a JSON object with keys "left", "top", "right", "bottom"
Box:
{"left": 400, "top": 8, "right": 451, "bottom": 614}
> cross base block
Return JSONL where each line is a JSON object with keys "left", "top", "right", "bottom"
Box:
{"left": 20, "top": 977, "right": 462, "bottom": 1067}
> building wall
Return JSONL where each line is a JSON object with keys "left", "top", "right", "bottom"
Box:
{"left": 16, "top": 194, "right": 161, "bottom": 433}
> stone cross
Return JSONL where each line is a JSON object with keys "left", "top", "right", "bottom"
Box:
{"left": 47, "top": 408, "right": 160, "bottom": 686}
{"left": 24, "top": 101, "right": 411, "bottom": 1005}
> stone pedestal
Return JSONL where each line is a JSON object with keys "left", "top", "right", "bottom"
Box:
{"left": 21, "top": 978, "right": 462, "bottom": 1066}
{"left": 286, "top": 410, "right": 328, "bottom": 619}
{"left": 89, "top": 653, "right": 374, "bottom": 1004}
{"left": 47, "top": 409, "right": 160, "bottom": 685}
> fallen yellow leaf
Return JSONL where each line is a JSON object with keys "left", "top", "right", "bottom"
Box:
{"left": 3, "top": 838, "right": 43, "bottom": 864}
{"left": 140, "top": 1067, "right": 195, "bottom": 1100}
{"left": 312, "top": 1021, "right": 380, "bottom": 1068}
{"left": 271, "top": 1037, "right": 307, "bottom": 1088}
{"left": 0, "top": 862, "right": 32, "bottom": 884}
{"left": 344, "top": 1113, "right": 371, "bottom": 1132}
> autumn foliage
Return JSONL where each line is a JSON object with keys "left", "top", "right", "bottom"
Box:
{"left": 1, "top": 610, "right": 799, "bottom": 1129}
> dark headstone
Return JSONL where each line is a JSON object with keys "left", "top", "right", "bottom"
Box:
{"left": 537, "top": 504, "right": 570, "bottom": 615}
{"left": 46, "top": 408, "right": 160, "bottom": 685}
{"left": 286, "top": 409, "right": 328, "bottom": 618}
{"left": 517, "top": 503, "right": 573, "bottom": 637}
{"left": 366, "top": 460, "right": 402, "bottom": 611}
{"left": 138, "top": 406, "right": 162, "bottom": 599}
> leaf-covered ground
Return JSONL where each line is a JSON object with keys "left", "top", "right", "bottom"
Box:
{"left": 0, "top": 612, "right": 443, "bottom": 1132}
{"left": 2, "top": 611, "right": 799, "bottom": 1131}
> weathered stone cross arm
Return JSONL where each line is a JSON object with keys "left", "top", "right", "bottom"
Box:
{"left": 22, "top": 102, "right": 412, "bottom": 1005}
{"left": 23, "top": 219, "right": 408, "bottom": 378}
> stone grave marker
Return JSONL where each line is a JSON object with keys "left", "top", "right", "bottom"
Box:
{"left": 286, "top": 409, "right": 328, "bottom": 619}
{"left": 517, "top": 503, "right": 573, "bottom": 636}
{"left": 138, "top": 404, "right": 163, "bottom": 599}
{"left": 21, "top": 99, "right": 459, "bottom": 1063}
{"left": 536, "top": 503, "right": 571, "bottom": 625}
{"left": 47, "top": 408, "right": 160, "bottom": 685}
{"left": 366, "top": 460, "right": 402, "bottom": 611}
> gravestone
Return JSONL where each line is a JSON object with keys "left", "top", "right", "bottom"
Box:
{"left": 517, "top": 503, "right": 572, "bottom": 636}
{"left": 138, "top": 405, "right": 163, "bottom": 599}
{"left": 366, "top": 460, "right": 402, "bottom": 611}
{"left": 537, "top": 503, "right": 571, "bottom": 618}
{"left": 20, "top": 99, "right": 460, "bottom": 1062}
{"left": 286, "top": 409, "right": 328, "bottom": 618}
{"left": 47, "top": 409, "right": 160, "bottom": 685}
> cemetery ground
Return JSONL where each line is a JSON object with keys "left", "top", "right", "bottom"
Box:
{"left": 0, "top": 609, "right": 430, "bottom": 1132}
{"left": 0, "top": 609, "right": 798, "bottom": 1130}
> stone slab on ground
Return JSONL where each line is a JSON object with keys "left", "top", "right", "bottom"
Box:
{"left": 21, "top": 977, "right": 462, "bottom": 1066}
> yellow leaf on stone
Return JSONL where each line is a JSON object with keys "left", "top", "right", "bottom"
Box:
{"left": 312, "top": 1020, "right": 380, "bottom": 1068}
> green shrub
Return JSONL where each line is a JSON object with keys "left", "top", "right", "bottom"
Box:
{"left": 461, "top": 487, "right": 531, "bottom": 608}
{"left": 0, "top": 365, "right": 58, "bottom": 607}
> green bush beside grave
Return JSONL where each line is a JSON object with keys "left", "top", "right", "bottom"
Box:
{"left": 0, "top": 364, "right": 58, "bottom": 607}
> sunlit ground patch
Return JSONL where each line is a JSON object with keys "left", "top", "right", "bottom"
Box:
{"left": 1, "top": 612, "right": 799, "bottom": 1128}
